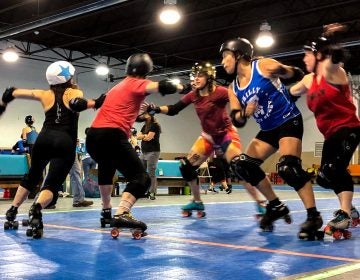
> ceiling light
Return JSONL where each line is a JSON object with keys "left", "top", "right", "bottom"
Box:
{"left": 256, "top": 21, "right": 274, "bottom": 48}
{"left": 2, "top": 47, "right": 19, "bottom": 62}
{"left": 159, "top": 0, "right": 181, "bottom": 25}
{"left": 95, "top": 64, "right": 109, "bottom": 76}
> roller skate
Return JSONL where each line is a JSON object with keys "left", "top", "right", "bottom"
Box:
{"left": 324, "top": 210, "right": 352, "bottom": 240}
{"left": 109, "top": 212, "right": 147, "bottom": 240}
{"left": 350, "top": 206, "right": 360, "bottom": 227}
{"left": 298, "top": 212, "right": 324, "bottom": 241}
{"left": 218, "top": 186, "right": 224, "bottom": 191}
{"left": 100, "top": 208, "right": 112, "bottom": 228}
{"left": 4, "top": 206, "right": 19, "bottom": 230}
{"left": 26, "top": 203, "right": 44, "bottom": 239}
{"left": 207, "top": 186, "right": 218, "bottom": 194}
{"left": 255, "top": 200, "right": 267, "bottom": 220}
{"left": 181, "top": 200, "right": 206, "bottom": 218}
{"left": 259, "top": 202, "right": 291, "bottom": 232}
{"left": 225, "top": 184, "right": 232, "bottom": 194}
{"left": 149, "top": 193, "right": 156, "bottom": 200}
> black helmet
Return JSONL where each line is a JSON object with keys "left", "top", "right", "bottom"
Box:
{"left": 25, "top": 115, "right": 34, "bottom": 125}
{"left": 303, "top": 36, "right": 331, "bottom": 54}
{"left": 219, "top": 37, "right": 254, "bottom": 61}
{"left": 191, "top": 62, "right": 216, "bottom": 80}
{"left": 125, "top": 53, "right": 153, "bottom": 77}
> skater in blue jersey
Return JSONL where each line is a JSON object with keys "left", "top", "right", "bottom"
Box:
{"left": 220, "top": 37, "right": 323, "bottom": 239}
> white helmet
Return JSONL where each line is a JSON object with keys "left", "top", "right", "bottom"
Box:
{"left": 46, "top": 61, "right": 75, "bottom": 85}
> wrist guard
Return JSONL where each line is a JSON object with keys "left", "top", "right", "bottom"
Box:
{"left": 230, "top": 109, "right": 247, "bottom": 128}
{"left": 158, "top": 79, "right": 178, "bottom": 96}
{"left": 2, "top": 87, "right": 16, "bottom": 103}
{"left": 94, "top": 93, "right": 106, "bottom": 109}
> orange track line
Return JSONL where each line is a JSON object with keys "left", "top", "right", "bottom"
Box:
{"left": 45, "top": 223, "right": 360, "bottom": 263}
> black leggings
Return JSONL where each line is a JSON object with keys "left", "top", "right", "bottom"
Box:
{"left": 21, "top": 129, "right": 76, "bottom": 194}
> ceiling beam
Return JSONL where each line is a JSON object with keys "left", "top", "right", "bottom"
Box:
{"left": 0, "top": 0, "right": 130, "bottom": 40}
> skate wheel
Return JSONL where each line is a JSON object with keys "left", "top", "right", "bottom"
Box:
{"left": 182, "top": 210, "right": 192, "bottom": 217}
{"left": 351, "top": 218, "right": 359, "bottom": 227}
{"left": 111, "top": 228, "right": 120, "bottom": 239}
{"left": 22, "top": 219, "right": 29, "bottom": 227}
{"left": 132, "top": 230, "right": 142, "bottom": 240}
{"left": 333, "top": 230, "right": 342, "bottom": 240}
{"left": 343, "top": 230, "right": 352, "bottom": 239}
{"left": 315, "top": 231, "right": 325, "bottom": 240}
{"left": 33, "top": 229, "right": 43, "bottom": 239}
{"left": 197, "top": 211, "right": 206, "bottom": 218}
{"left": 324, "top": 225, "right": 333, "bottom": 236}
{"left": 13, "top": 221, "right": 19, "bottom": 230}
{"left": 26, "top": 228, "right": 33, "bottom": 237}
{"left": 283, "top": 214, "right": 292, "bottom": 224}
{"left": 4, "top": 221, "right": 10, "bottom": 230}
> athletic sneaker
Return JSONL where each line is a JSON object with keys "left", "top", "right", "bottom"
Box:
{"left": 73, "top": 200, "right": 94, "bottom": 207}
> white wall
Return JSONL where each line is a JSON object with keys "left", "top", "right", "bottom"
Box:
{"left": 0, "top": 57, "right": 328, "bottom": 153}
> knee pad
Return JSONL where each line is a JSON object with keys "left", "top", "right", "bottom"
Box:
{"left": 179, "top": 158, "right": 199, "bottom": 182}
{"left": 124, "top": 173, "right": 150, "bottom": 199}
{"left": 277, "top": 155, "right": 310, "bottom": 191}
{"left": 317, "top": 163, "right": 354, "bottom": 194}
{"left": 230, "top": 154, "right": 265, "bottom": 186}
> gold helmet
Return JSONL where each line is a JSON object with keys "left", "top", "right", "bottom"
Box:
{"left": 191, "top": 62, "right": 216, "bottom": 80}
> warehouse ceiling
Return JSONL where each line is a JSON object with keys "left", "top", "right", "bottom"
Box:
{"left": 0, "top": 0, "right": 359, "bottom": 82}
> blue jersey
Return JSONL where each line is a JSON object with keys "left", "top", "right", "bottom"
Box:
{"left": 232, "top": 60, "right": 300, "bottom": 131}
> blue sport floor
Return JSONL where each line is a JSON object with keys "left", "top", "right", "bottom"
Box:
{"left": 1, "top": 195, "right": 360, "bottom": 279}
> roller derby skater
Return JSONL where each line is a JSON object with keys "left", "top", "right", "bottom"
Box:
{"left": 259, "top": 201, "right": 292, "bottom": 232}
{"left": 324, "top": 210, "right": 352, "bottom": 240}
{"left": 86, "top": 53, "right": 186, "bottom": 240}
{"left": 26, "top": 203, "right": 44, "bottom": 239}
{"left": 100, "top": 208, "right": 112, "bottom": 228}
{"left": 4, "top": 206, "right": 19, "bottom": 230}
{"left": 0, "top": 60, "right": 103, "bottom": 239}
{"left": 298, "top": 211, "right": 324, "bottom": 240}
{"left": 110, "top": 212, "right": 147, "bottom": 240}
{"left": 351, "top": 206, "right": 360, "bottom": 227}
{"left": 290, "top": 23, "right": 360, "bottom": 240}
{"left": 181, "top": 200, "right": 206, "bottom": 218}
{"left": 221, "top": 37, "right": 323, "bottom": 235}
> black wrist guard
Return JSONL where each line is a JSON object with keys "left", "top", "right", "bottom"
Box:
{"left": 158, "top": 79, "right": 178, "bottom": 96}
{"left": 2, "top": 87, "right": 16, "bottom": 103}
{"left": 0, "top": 104, "right": 6, "bottom": 116}
{"left": 94, "top": 93, "right": 106, "bottom": 109}
{"left": 230, "top": 109, "right": 247, "bottom": 128}
{"left": 147, "top": 105, "right": 160, "bottom": 115}
{"left": 69, "top": 97, "right": 88, "bottom": 112}
{"left": 291, "top": 67, "right": 305, "bottom": 82}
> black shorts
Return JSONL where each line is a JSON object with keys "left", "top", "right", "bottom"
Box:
{"left": 255, "top": 114, "right": 303, "bottom": 149}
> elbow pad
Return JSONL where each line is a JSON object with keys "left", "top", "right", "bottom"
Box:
{"left": 158, "top": 79, "right": 178, "bottom": 96}
{"left": 230, "top": 109, "right": 247, "bottom": 128}
{"left": 167, "top": 101, "right": 187, "bottom": 116}
{"left": 69, "top": 97, "right": 88, "bottom": 112}
{"left": 2, "top": 87, "right": 16, "bottom": 103}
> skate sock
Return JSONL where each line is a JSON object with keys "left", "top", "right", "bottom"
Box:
{"left": 306, "top": 207, "right": 319, "bottom": 217}
{"left": 268, "top": 198, "right": 281, "bottom": 207}
{"left": 117, "top": 199, "right": 134, "bottom": 215}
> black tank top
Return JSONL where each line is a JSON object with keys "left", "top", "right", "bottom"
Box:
{"left": 43, "top": 89, "right": 79, "bottom": 139}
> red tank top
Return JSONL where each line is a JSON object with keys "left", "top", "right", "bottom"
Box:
{"left": 181, "top": 86, "right": 232, "bottom": 137}
{"left": 307, "top": 75, "right": 359, "bottom": 139}
{"left": 91, "top": 77, "right": 151, "bottom": 137}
